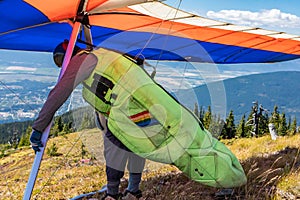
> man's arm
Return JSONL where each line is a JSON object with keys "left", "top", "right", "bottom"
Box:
{"left": 32, "top": 52, "right": 97, "bottom": 133}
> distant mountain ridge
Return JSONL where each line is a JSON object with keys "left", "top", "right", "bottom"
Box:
{"left": 1, "top": 71, "right": 299, "bottom": 125}
{"left": 1, "top": 71, "right": 300, "bottom": 143}
{"left": 176, "top": 71, "right": 300, "bottom": 122}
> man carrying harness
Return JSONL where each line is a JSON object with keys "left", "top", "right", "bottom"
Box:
{"left": 30, "top": 40, "right": 147, "bottom": 200}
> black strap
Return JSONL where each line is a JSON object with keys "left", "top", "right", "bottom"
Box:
{"left": 83, "top": 74, "right": 114, "bottom": 105}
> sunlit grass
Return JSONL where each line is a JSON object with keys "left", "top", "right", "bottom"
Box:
{"left": 225, "top": 134, "right": 300, "bottom": 199}
{"left": 1, "top": 131, "right": 299, "bottom": 199}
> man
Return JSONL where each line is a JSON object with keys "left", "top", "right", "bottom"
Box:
{"left": 30, "top": 40, "right": 146, "bottom": 200}
{"left": 95, "top": 112, "right": 144, "bottom": 200}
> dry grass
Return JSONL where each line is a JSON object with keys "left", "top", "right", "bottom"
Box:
{"left": 225, "top": 134, "right": 300, "bottom": 199}
{"left": 0, "top": 130, "right": 299, "bottom": 200}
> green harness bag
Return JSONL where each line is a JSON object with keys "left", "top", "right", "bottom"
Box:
{"left": 82, "top": 48, "right": 247, "bottom": 188}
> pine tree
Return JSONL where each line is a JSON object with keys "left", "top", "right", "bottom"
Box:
{"left": 218, "top": 119, "right": 226, "bottom": 139}
{"left": 258, "top": 113, "right": 269, "bottom": 136}
{"left": 270, "top": 105, "right": 280, "bottom": 130}
{"left": 62, "top": 122, "right": 73, "bottom": 135}
{"left": 287, "top": 116, "right": 291, "bottom": 131}
{"left": 236, "top": 114, "right": 246, "bottom": 138}
{"left": 209, "top": 114, "right": 224, "bottom": 138}
{"left": 46, "top": 142, "right": 60, "bottom": 157}
{"left": 288, "top": 117, "right": 297, "bottom": 135}
{"left": 10, "top": 131, "right": 19, "bottom": 149}
{"left": 278, "top": 112, "right": 288, "bottom": 136}
{"left": 51, "top": 116, "right": 64, "bottom": 137}
{"left": 220, "top": 110, "right": 236, "bottom": 139}
{"left": 203, "top": 106, "right": 212, "bottom": 130}
{"left": 18, "top": 126, "right": 31, "bottom": 147}
{"left": 227, "top": 110, "right": 236, "bottom": 139}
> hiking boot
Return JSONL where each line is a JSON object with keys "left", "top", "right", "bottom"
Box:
{"left": 122, "top": 190, "right": 142, "bottom": 199}
{"left": 101, "top": 192, "right": 123, "bottom": 200}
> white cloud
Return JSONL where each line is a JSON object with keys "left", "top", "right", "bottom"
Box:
{"left": 6, "top": 66, "right": 37, "bottom": 71}
{"left": 206, "top": 9, "right": 300, "bottom": 29}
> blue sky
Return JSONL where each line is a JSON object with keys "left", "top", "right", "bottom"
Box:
{"left": 155, "top": 0, "right": 300, "bottom": 90}
{"left": 166, "top": 0, "right": 300, "bottom": 35}
{"left": 181, "top": 0, "right": 300, "bottom": 15}
{"left": 1, "top": 0, "right": 300, "bottom": 85}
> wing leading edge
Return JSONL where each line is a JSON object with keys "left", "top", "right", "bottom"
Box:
{"left": 0, "top": 1, "right": 300, "bottom": 63}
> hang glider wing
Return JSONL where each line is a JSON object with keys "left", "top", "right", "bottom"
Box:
{"left": 1, "top": 0, "right": 300, "bottom": 64}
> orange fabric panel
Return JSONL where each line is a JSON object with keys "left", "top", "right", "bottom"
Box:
{"left": 23, "top": 1, "right": 300, "bottom": 55}
{"left": 90, "top": 9, "right": 300, "bottom": 55}
{"left": 24, "top": 0, "right": 108, "bottom": 21}
{"left": 86, "top": 0, "right": 110, "bottom": 11}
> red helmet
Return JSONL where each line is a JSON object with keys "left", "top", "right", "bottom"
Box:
{"left": 53, "top": 40, "right": 81, "bottom": 67}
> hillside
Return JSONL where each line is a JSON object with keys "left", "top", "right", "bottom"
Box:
{"left": 1, "top": 129, "right": 299, "bottom": 199}
{"left": 2, "top": 70, "right": 300, "bottom": 125}
{"left": 0, "top": 106, "right": 97, "bottom": 144}
{"left": 176, "top": 71, "right": 300, "bottom": 121}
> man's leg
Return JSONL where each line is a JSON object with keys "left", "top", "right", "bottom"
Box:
{"left": 124, "top": 153, "right": 145, "bottom": 198}
{"left": 103, "top": 130, "right": 129, "bottom": 197}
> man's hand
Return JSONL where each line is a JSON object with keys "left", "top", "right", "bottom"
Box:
{"left": 30, "top": 130, "right": 43, "bottom": 153}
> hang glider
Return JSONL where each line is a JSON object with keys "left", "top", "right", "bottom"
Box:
{"left": 1, "top": 0, "right": 300, "bottom": 63}
{"left": 1, "top": 0, "right": 299, "bottom": 199}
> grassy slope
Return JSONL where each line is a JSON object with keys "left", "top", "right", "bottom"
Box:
{"left": 0, "top": 129, "right": 299, "bottom": 200}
